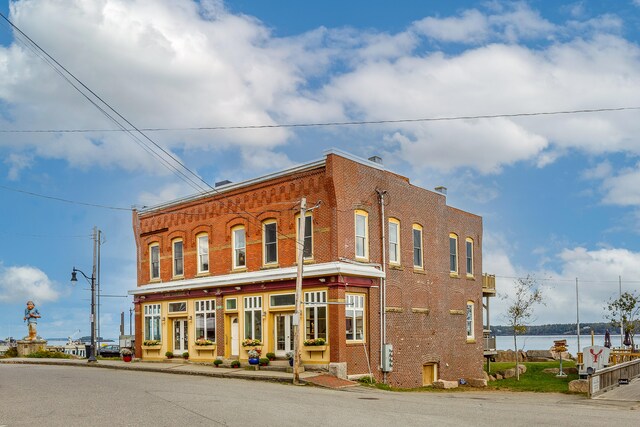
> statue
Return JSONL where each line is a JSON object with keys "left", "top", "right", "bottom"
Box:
{"left": 23, "top": 300, "right": 41, "bottom": 341}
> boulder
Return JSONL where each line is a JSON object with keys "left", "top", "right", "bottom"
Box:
{"left": 568, "top": 380, "right": 589, "bottom": 393}
{"left": 482, "top": 371, "right": 490, "bottom": 381}
{"left": 433, "top": 379, "right": 458, "bottom": 389}
{"left": 488, "top": 375, "right": 496, "bottom": 382}
{"left": 495, "top": 373, "right": 503, "bottom": 380}
{"left": 467, "top": 378, "right": 487, "bottom": 388}
{"left": 494, "top": 349, "right": 527, "bottom": 363}
{"left": 503, "top": 368, "right": 516, "bottom": 379}
{"left": 518, "top": 364, "right": 527, "bottom": 374}
{"left": 527, "top": 350, "right": 553, "bottom": 359}
{"left": 542, "top": 368, "right": 559, "bottom": 374}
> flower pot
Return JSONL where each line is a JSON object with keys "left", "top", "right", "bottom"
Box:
{"left": 122, "top": 355, "right": 132, "bottom": 363}
{"left": 248, "top": 357, "right": 260, "bottom": 365}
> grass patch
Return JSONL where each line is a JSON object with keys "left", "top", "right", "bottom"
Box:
{"left": 486, "top": 361, "right": 579, "bottom": 393}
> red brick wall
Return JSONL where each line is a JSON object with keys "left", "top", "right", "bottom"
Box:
{"left": 132, "top": 153, "right": 483, "bottom": 388}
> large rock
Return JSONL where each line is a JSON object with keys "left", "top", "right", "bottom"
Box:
{"left": 494, "top": 349, "right": 527, "bottom": 363}
{"left": 502, "top": 365, "right": 526, "bottom": 379}
{"left": 568, "top": 380, "right": 589, "bottom": 393}
{"left": 488, "top": 375, "right": 496, "bottom": 382}
{"left": 467, "top": 378, "right": 487, "bottom": 388}
{"left": 495, "top": 373, "right": 503, "bottom": 380}
{"left": 433, "top": 379, "right": 458, "bottom": 389}
{"left": 527, "top": 350, "right": 553, "bottom": 359}
{"left": 482, "top": 371, "right": 490, "bottom": 381}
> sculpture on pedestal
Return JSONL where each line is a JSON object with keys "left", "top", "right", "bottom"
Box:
{"left": 23, "top": 300, "right": 41, "bottom": 341}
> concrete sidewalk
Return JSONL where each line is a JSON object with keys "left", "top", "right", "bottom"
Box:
{"left": 0, "top": 357, "right": 357, "bottom": 389}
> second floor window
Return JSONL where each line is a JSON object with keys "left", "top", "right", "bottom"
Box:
{"left": 297, "top": 214, "right": 313, "bottom": 259}
{"left": 197, "top": 234, "right": 209, "bottom": 273}
{"left": 263, "top": 221, "right": 277, "bottom": 265}
{"left": 466, "top": 238, "right": 474, "bottom": 276}
{"left": 233, "top": 226, "right": 246, "bottom": 269}
{"left": 450, "top": 234, "right": 458, "bottom": 274}
{"left": 389, "top": 219, "right": 400, "bottom": 264}
{"left": 413, "top": 225, "right": 423, "bottom": 269}
{"left": 355, "top": 211, "right": 368, "bottom": 260}
{"left": 150, "top": 244, "right": 160, "bottom": 280}
{"left": 173, "top": 240, "right": 183, "bottom": 277}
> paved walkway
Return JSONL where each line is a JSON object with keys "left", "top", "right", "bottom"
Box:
{"left": 0, "top": 357, "right": 357, "bottom": 389}
{"left": 593, "top": 377, "right": 640, "bottom": 402}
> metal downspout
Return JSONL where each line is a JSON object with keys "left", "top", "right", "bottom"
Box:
{"left": 376, "top": 189, "right": 387, "bottom": 383}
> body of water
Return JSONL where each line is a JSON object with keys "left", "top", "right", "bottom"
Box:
{"left": 496, "top": 334, "right": 623, "bottom": 356}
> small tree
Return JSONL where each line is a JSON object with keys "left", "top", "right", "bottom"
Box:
{"left": 502, "top": 275, "right": 544, "bottom": 380}
{"left": 604, "top": 291, "right": 640, "bottom": 350}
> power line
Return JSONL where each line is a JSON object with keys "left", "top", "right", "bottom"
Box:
{"left": 1, "top": 106, "right": 639, "bottom": 134}
{"left": 0, "top": 184, "right": 132, "bottom": 211}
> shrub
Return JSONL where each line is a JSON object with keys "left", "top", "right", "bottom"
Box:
{"left": 26, "top": 350, "right": 71, "bottom": 359}
{"left": 230, "top": 360, "right": 240, "bottom": 368}
{"left": 358, "top": 376, "right": 376, "bottom": 385}
{"left": 266, "top": 352, "right": 276, "bottom": 361}
{"left": 213, "top": 359, "right": 223, "bottom": 366}
{"left": 303, "top": 338, "right": 326, "bottom": 346}
{"left": 259, "top": 357, "right": 269, "bottom": 366}
{"left": 165, "top": 351, "right": 174, "bottom": 358}
{"left": 143, "top": 340, "right": 160, "bottom": 346}
{"left": 182, "top": 352, "right": 189, "bottom": 359}
{"left": 4, "top": 347, "right": 18, "bottom": 358}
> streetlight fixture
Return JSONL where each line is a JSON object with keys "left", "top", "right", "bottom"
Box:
{"left": 70, "top": 267, "right": 97, "bottom": 363}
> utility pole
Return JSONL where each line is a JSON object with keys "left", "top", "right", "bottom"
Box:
{"left": 576, "top": 277, "right": 580, "bottom": 354}
{"left": 92, "top": 226, "right": 98, "bottom": 357}
{"left": 293, "top": 197, "right": 307, "bottom": 385}
{"left": 619, "top": 275, "right": 623, "bottom": 348}
{"left": 96, "top": 229, "right": 102, "bottom": 350}
{"left": 129, "top": 307, "right": 134, "bottom": 336}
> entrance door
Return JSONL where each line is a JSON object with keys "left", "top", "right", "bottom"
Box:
{"left": 274, "top": 313, "right": 294, "bottom": 357}
{"left": 173, "top": 318, "right": 188, "bottom": 355}
{"left": 231, "top": 316, "right": 239, "bottom": 357}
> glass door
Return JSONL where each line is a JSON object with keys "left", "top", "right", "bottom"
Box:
{"left": 274, "top": 313, "right": 294, "bottom": 357}
{"left": 173, "top": 318, "right": 188, "bottom": 355}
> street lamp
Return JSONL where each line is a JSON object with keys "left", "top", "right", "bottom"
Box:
{"left": 70, "top": 267, "right": 97, "bottom": 363}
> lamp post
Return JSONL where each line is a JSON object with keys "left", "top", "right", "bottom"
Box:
{"left": 70, "top": 267, "right": 97, "bottom": 363}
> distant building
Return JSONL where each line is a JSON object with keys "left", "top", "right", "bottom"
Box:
{"left": 129, "top": 150, "right": 494, "bottom": 387}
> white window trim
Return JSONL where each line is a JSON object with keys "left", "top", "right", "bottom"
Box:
{"left": 149, "top": 243, "right": 160, "bottom": 280}
{"left": 144, "top": 303, "right": 161, "bottom": 341}
{"left": 195, "top": 299, "right": 216, "bottom": 341}
{"left": 466, "top": 301, "right": 475, "bottom": 340}
{"left": 225, "top": 297, "right": 237, "bottom": 311}
{"left": 354, "top": 210, "right": 369, "bottom": 261}
{"left": 346, "top": 294, "right": 365, "bottom": 342}
{"left": 466, "top": 238, "right": 474, "bottom": 277}
{"left": 296, "top": 213, "right": 314, "bottom": 260}
{"left": 197, "top": 234, "right": 209, "bottom": 274}
{"left": 172, "top": 239, "right": 184, "bottom": 278}
{"left": 243, "top": 296, "right": 262, "bottom": 340}
{"left": 389, "top": 218, "right": 401, "bottom": 265}
{"left": 304, "top": 290, "right": 327, "bottom": 340}
{"left": 232, "top": 226, "right": 246, "bottom": 269}
{"left": 262, "top": 220, "right": 278, "bottom": 266}
{"left": 449, "top": 233, "right": 459, "bottom": 275}
{"left": 413, "top": 225, "right": 423, "bottom": 269}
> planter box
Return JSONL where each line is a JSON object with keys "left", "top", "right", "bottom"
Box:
{"left": 142, "top": 344, "right": 162, "bottom": 358}
{"left": 195, "top": 344, "right": 216, "bottom": 356}
{"left": 304, "top": 345, "right": 327, "bottom": 352}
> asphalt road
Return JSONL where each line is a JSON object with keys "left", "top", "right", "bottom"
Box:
{"left": 0, "top": 364, "right": 638, "bottom": 426}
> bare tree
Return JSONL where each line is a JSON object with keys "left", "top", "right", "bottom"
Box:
{"left": 503, "top": 275, "right": 544, "bottom": 380}
{"left": 605, "top": 291, "right": 640, "bottom": 350}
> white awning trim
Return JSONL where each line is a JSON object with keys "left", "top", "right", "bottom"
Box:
{"left": 128, "top": 261, "right": 384, "bottom": 296}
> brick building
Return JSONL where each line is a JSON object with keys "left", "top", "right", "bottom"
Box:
{"left": 129, "top": 149, "right": 490, "bottom": 388}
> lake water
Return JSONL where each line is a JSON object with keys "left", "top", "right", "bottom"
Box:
{"left": 496, "top": 335, "right": 623, "bottom": 355}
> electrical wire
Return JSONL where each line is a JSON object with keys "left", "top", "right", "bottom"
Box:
{"left": 0, "top": 184, "right": 132, "bottom": 211}
{"left": 1, "top": 106, "right": 638, "bottom": 134}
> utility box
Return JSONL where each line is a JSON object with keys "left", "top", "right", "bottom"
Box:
{"left": 119, "top": 335, "right": 134, "bottom": 349}
{"left": 382, "top": 344, "right": 394, "bottom": 372}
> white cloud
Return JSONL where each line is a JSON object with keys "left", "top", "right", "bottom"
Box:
{"left": 582, "top": 161, "right": 612, "bottom": 180}
{"left": 601, "top": 163, "right": 640, "bottom": 206}
{"left": 413, "top": 10, "right": 490, "bottom": 43}
{"left": 0, "top": 264, "right": 60, "bottom": 303}
{"left": 4, "top": 153, "right": 33, "bottom": 180}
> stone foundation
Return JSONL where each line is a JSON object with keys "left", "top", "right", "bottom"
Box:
{"left": 16, "top": 339, "right": 47, "bottom": 356}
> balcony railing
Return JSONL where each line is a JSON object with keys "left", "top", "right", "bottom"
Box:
{"left": 483, "top": 330, "right": 496, "bottom": 352}
{"left": 482, "top": 274, "right": 496, "bottom": 295}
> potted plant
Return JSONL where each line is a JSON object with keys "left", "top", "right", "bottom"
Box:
{"left": 259, "top": 357, "right": 269, "bottom": 366}
{"left": 143, "top": 340, "right": 161, "bottom": 347}
{"left": 286, "top": 351, "right": 294, "bottom": 367}
{"left": 165, "top": 351, "right": 174, "bottom": 359}
{"left": 266, "top": 352, "right": 276, "bottom": 361}
{"left": 182, "top": 351, "right": 189, "bottom": 360}
{"left": 241, "top": 338, "right": 262, "bottom": 347}
{"left": 247, "top": 348, "right": 260, "bottom": 365}
{"left": 213, "top": 359, "right": 223, "bottom": 367}
{"left": 303, "top": 338, "right": 326, "bottom": 346}
{"left": 195, "top": 338, "right": 215, "bottom": 346}
{"left": 230, "top": 360, "right": 241, "bottom": 368}
{"left": 120, "top": 348, "right": 133, "bottom": 362}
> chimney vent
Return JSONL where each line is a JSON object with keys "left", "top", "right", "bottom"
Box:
{"left": 368, "top": 156, "right": 383, "bottom": 165}
{"left": 434, "top": 186, "right": 447, "bottom": 195}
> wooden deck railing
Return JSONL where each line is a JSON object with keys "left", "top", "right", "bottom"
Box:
{"left": 482, "top": 274, "right": 496, "bottom": 294}
{"left": 588, "top": 358, "right": 640, "bottom": 398}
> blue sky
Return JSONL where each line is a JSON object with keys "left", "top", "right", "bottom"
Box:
{"left": 1, "top": 0, "right": 640, "bottom": 340}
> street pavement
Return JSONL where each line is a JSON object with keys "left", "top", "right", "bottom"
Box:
{"left": 1, "top": 362, "right": 639, "bottom": 427}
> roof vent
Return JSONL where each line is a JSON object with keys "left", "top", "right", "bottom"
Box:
{"left": 434, "top": 186, "right": 447, "bottom": 195}
{"left": 215, "top": 180, "right": 232, "bottom": 187}
{"left": 368, "top": 156, "right": 383, "bottom": 165}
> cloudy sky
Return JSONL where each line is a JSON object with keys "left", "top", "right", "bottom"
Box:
{"left": 1, "top": 0, "right": 640, "bottom": 340}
